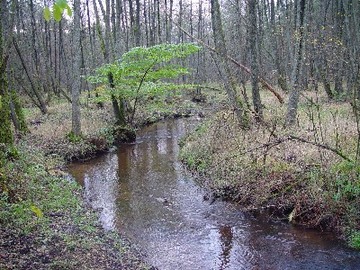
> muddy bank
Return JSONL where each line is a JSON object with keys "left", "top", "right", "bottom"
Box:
{"left": 26, "top": 101, "right": 199, "bottom": 162}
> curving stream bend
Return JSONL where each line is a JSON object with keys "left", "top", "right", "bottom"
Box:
{"left": 68, "top": 118, "right": 360, "bottom": 270}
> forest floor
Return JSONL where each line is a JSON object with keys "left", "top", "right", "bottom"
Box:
{"left": 0, "top": 94, "right": 201, "bottom": 269}
{"left": 179, "top": 89, "right": 360, "bottom": 248}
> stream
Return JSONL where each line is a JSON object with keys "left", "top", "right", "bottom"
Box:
{"left": 68, "top": 118, "right": 360, "bottom": 270}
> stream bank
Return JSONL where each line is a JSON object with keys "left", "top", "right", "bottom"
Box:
{"left": 179, "top": 108, "right": 360, "bottom": 247}
{"left": 0, "top": 140, "right": 152, "bottom": 269}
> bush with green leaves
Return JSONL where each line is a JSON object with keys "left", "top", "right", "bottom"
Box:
{"left": 331, "top": 161, "right": 360, "bottom": 201}
{"left": 350, "top": 231, "right": 360, "bottom": 249}
{"left": 88, "top": 43, "right": 201, "bottom": 125}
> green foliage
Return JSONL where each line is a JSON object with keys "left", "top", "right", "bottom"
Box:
{"left": 66, "top": 131, "right": 83, "bottom": 143}
{"left": 331, "top": 161, "right": 360, "bottom": 201}
{"left": 0, "top": 144, "right": 82, "bottom": 234}
{"left": 350, "top": 231, "right": 360, "bottom": 249}
{"left": 10, "top": 90, "right": 28, "bottom": 134}
{"left": 179, "top": 121, "right": 212, "bottom": 173}
{"left": 43, "top": 0, "right": 72, "bottom": 22}
{"left": 0, "top": 93, "right": 13, "bottom": 145}
{"left": 88, "top": 43, "right": 201, "bottom": 118}
{"left": 30, "top": 205, "right": 44, "bottom": 218}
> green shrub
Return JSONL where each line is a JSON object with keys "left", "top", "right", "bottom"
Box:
{"left": 350, "top": 231, "right": 360, "bottom": 249}
{"left": 66, "top": 131, "right": 83, "bottom": 143}
{"left": 331, "top": 161, "right": 360, "bottom": 201}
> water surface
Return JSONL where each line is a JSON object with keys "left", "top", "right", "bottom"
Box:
{"left": 69, "top": 119, "right": 360, "bottom": 270}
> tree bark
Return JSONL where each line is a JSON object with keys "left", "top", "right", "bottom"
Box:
{"left": 285, "top": 0, "right": 306, "bottom": 126}
{"left": 71, "top": 0, "right": 82, "bottom": 136}
{"left": 0, "top": 0, "right": 13, "bottom": 145}
{"left": 248, "top": 0, "right": 263, "bottom": 121}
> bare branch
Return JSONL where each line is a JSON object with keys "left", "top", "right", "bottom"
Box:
{"left": 171, "top": 20, "right": 284, "bottom": 104}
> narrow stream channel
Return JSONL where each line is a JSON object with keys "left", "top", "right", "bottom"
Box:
{"left": 68, "top": 118, "right": 360, "bottom": 270}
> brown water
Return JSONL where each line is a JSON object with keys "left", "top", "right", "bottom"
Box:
{"left": 68, "top": 118, "right": 360, "bottom": 270}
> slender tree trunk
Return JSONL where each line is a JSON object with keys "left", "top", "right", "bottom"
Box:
{"left": 271, "top": 0, "right": 288, "bottom": 92}
{"left": 108, "top": 73, "right": 126, "bottom": 126}
{"left": 178, "top": 0, "right": 184, "bottom": 43}
{"left": 96, "top": 0, "right": 126, "bottom": 126}
{"left": 13, "top": 39, "right": 48, "bottom": 114}
{"left": 286, "top": 0, "right": 306, "bottom": 126}
{"left": 143, "top": 0, "right": 149, "bottom": 46}
{"left": 248, "top": 0, "right": 263, "bottom": 121}
{"left": 165, "top": 0, "right": 173, "bottom": 43}
{"left": 135, "top": 0, "right": 141, "bottom": 46}
{"left": 71, "top": 0, "right": 82, "bottom": 136}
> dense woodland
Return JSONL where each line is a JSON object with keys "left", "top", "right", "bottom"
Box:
{"left": 1, "top": 0, "right": 360, "bottom": 265}
{"left": 0, "top": 0, "right": 359, "bottom": 139}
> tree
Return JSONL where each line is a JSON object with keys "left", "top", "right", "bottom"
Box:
{"left": 71, "top": 0, "right": 81, "bottom": 136}
{"left": 210, "top": 0, "right": 248, "bottom": 128}
{"left": 88, "top": 43, "right": 201, "bottom": 126}
{"left": 285, "top": 0, "right": 306, "bottom": 126}
{"left": 0, "top": 0, "right": 14, "bottom": 146}
{"left": 248, "top": 0, "right": 263, "bottom": 121}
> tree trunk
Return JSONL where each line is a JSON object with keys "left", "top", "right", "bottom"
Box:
{"left": 285, "top": 0, "right": 306, "bottom": 126}
{"left": 0, "top": 0, "right": 13, "bottom": 145}
{"left": 95, "top": 0, "right": 126, "bottom": 125}
{"left": 12, "top": 38, "right": 48, "bottom": 114}
{"left": 71, "top": 0, "right": 82, "bottom": 136}
{"left": 248, "top": 0, "right": 263, "bottom": 121}
{"left": 108, "top": 72, "right": 126, "bottom": 126}
{"left": 210, "top": 0, "right": 248, "bottom": 128}
{"left": 135, "top": 0, "right": 141, "bottom": 46}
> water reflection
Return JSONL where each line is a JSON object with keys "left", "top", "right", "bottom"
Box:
{"left": 68, "top": 119, "right": 360, "bottom": 270}
{"left": 79, "top": 154, "right": 119, "bottom": 230}
{"left": 218, "top": 225, "right": 233, "bottom": 269}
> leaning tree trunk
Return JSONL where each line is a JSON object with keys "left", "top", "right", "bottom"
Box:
{"left": 210, "top": 0, "right": 248, "bottom": 128}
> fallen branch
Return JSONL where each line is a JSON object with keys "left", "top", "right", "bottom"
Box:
{"left": 287, "top": 135, "right": 352, "bottom": 162}
{"left": 173, "top": 22, "right": 284, "bottom": 104}
{"left": 239, "top": 135, "right": 352, "bottom": 163}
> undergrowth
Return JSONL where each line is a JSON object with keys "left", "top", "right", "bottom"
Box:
{"left": 180, "top": 93, "right": 360, "bottom": 247}
{"left": 0, "top": 142, "right": 85, "bottom": 234}
{"left": 0, "top": 139, "right": 150, "bottom": 269}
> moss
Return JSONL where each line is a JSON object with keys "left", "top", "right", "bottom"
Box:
{"left": 0, "top": 92, "right": 13, "bottom": 145}
{"left": 350, "top": 231, "right": 360, "bottom": 249}
{"left": 11, "top": 90, "right": 28, "bottom": 134}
